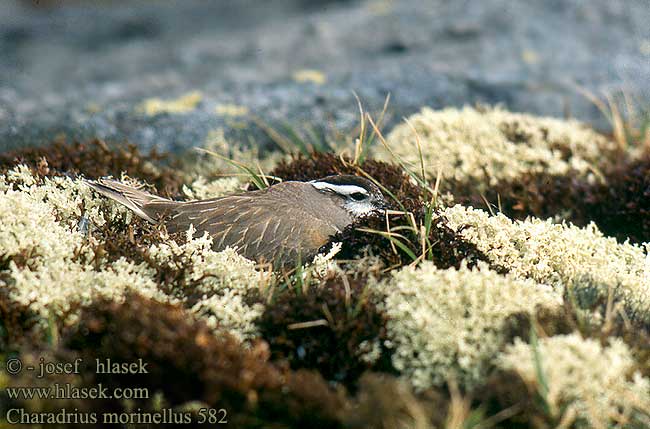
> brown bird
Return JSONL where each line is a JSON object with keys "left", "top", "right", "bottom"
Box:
{"left": 85, "top": 175, "right": 388, "bottom": 267}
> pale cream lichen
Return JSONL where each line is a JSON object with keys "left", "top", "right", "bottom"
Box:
{"left": 0, "top": 188, "right": 88, "bottom": 268}
{"left": 442, "top": 204, "right": 650, "bottom": 320}
{"left": 181, "top": 176, "right": 244, "bottom": 200}
{"left": 292, "top": 69, "right": 327, "bottom": 85}
{"left": 2, "top": 165, "right": 133, "bottom": 230}
{"left": 380, "top": 106, "right": 616, "bottom": 191}
{"left": 137, "top": 91, "right": 203, "bottom": 116}
{"left": 498, "top": 333, "right": 650, "bottom": 428}
{"left": 377, "top": 261, "right": 561, "bottom": 390}
{"left": 0, "top": 167, "right": 169, "bottom": 326}
{"left": 182, "top": 128, "right": 283, "bottom": 184}
{"left": 6, "top": 257, "right": 164, "bottom": 325}
{"left": 0, "top": 166, "right": 267, "bottom": 341}
{"left": 191, "top": 290, "right": 263, "bottom": 342}
{"left": 147, "top": 227, "right": 268, "bottom": 340}
{"left": 214, "top": 103, "right": 249, "bottom": 117}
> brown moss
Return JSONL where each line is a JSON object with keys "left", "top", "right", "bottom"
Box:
{"left": 332, "top": 213, "right": 494, "bottom": 272}
{"left": 0, "top": 289, "right": 45, "bottom": 351}
{"left": 0, "top": 138, "right": 184, "bottom": 197}
{"left": 270, "top": 151, "right": 423, "bottom": 204}
{"left": 81, "top": 214, "right": 185, "bottom": 270}
{"left": 474, "top": 302, "right": 585, "bottom": 429}
{"left": 258, "top": 274, "right": 393, "bottom": 390}
{"left": 454, "top": 154, "right": 650, "bottom": 244}
{"left": 487, "top": 293, "right": 650, "bottom": 428}
{"left": 273, "top": 152, "right": 493, "bottom": 271}
{"left": 473, "top": 370, "right": 537, "bottom": 429}
{"left": 1, "top": 349, "right": 90, "bottom": 426}
{"left": 501, "top": 304, "right": 577, "bottom": 347}
{"left": 345, "top": 373, "right": 450, "bottom": 429}
{"left": 61, "top": 293, "right": 346, "bottom": 427}
{"left": 474, "top": 306, "right": 650, "bottom": 429}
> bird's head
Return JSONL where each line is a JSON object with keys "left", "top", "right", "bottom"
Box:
{"left": 309, "top": 175, "right": 388, "bottom": 218}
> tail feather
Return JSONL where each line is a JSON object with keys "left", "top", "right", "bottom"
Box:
{"left": 85, "top": 178, "right": 172, "bottom": 223}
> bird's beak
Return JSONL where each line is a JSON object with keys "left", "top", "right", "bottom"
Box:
{"left": 376, "top": 200, "right": 390, "bottom": 212}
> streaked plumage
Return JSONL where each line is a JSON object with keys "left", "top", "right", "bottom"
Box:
{"left": 86, "top": 175, "right": 387, "bottom": 267}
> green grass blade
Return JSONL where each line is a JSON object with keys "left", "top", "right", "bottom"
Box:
{"left": 194, "top": 147, "right": 268, "bottom": 189}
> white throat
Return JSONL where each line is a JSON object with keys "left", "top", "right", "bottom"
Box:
{"left": 343, "top": 200, "right": 377, "bottom": 217}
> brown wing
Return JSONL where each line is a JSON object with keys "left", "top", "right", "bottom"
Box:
{"left": 144, "top": 187, "right": 335, "bottom": 267}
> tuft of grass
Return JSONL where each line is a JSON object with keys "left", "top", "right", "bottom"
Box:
{"left": 575, "top": 84, "right": 650, "bottom": 152}
{"left": 529, "top": 325, "right": 551, "bottom": 418}
{"left": 351, "top": 92, "right": 391, "bottom": 166}
{"left": 194, "top": 147, "right": 272, "bottom": 189}
{"left": 252, "top": 116, "right": 336, "bottom": 155}
{"left": 348, "top": 110, "right": 454, "bottom": 267}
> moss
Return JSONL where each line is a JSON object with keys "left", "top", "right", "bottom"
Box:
{"left": 0, "top": 138, "right": 184, "bottom": 197}
{"left": 501, "top": 297, "right": 650, "bottom": 384}
{"left": 1, "top": 349, "right": 90, "bottom": 424}
{"left": 345, "top": 373, "right": 449, "bottom": 429}
{"left": 62, "top": 293, "right": 346, "bottom": 428}
{"left": 584, "top": 155, "right": 650, "bottom": 243}
{"left": 453, "top": 153, "right": 650, "bottom": 244}
{"left": 474, "top": 301, "right": 650, "bottom": 428}
{"left": 0, "top": 289, "right": 44, "bottom": 351}
{"left": 6, "top": 105, "right": 650, "bottom": 427}
{"left": 273, "top": 152, "right": 492, "bottom": 271}
{"left": 500, "top": 303, "right": 579, "bottom": 346}
{"left": 258, "top": 273, "right": 393, "bottom": 390}
{"left": 87, "top": 215, "right": 185, "bottom": 266}
{"left": 0, "top": 177, "right": 167, "bottom": 326}
{"left": 473, "top": 369, "right": 537, "bottom": 429}
{"left": 145, "top": 228, "right": 267, "bottom": 341}
{"left": 270, "top": 151, "right": 423, "bottom": 204}
{"left": 332, "top": 211, "right": 494, "bottom": 272}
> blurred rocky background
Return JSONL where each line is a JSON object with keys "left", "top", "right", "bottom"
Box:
{"left": 1, "top": 0, "right": 649, "bottom": 153}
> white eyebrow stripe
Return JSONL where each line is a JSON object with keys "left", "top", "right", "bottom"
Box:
{"left": 309, "top": 182, "right": 369, "bottom": 195}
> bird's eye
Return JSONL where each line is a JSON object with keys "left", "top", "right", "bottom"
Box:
{"left": 350, "top": 192, "right": 367, "bottom": 201}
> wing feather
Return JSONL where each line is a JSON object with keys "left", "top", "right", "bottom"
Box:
{"left": 143, "top": 182, "right": 339, "bottom": 267}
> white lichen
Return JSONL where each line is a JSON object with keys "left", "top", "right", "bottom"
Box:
{"left": 380, "top": 106, "right": 616, "bottom": 191}
{"left": 498, "top": 333, "right": 650, "bottom": 428}
{"left": 181, "top": 176, "right": 244, "bottom": 200}
{"left": 442, "top": 204, "right": 650, "bottom": 320}
{"left": 377, "top": 261, "right": 561, "bottom": 390}
{"left": 0, "top": 168, "right": 167, "bottom": 325}
{"left": 0, "top": 167, "right": 266, "bottom": 341}
{"left": 147, "top": 226, "right": 268, "bottom": 340}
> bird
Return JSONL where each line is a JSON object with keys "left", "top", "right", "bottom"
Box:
{"left": 85, "top": 174, "right": 388, "bottom": 268}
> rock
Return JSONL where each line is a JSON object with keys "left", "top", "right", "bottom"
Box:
{"left": 0, "top": 0, "right": 649, "bottom": 154}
